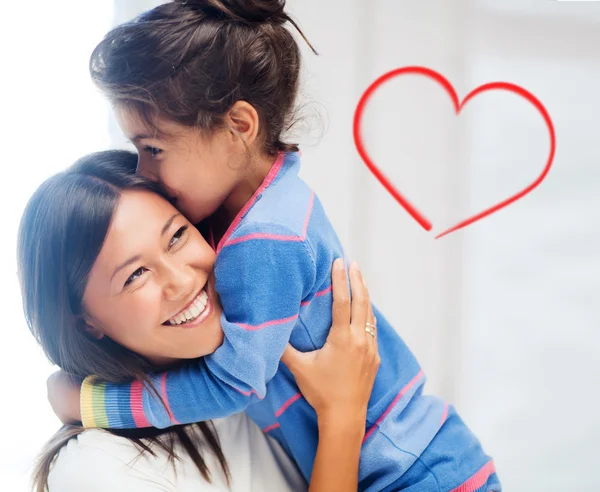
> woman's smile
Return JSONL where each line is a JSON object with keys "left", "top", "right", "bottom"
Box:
{"left": 164, "top": 283, "right": 215, "bottom": 328}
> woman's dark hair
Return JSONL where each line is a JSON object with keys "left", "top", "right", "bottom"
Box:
{"left": 17, "top": 150, "right": 230, "bottom": 491}
{"left": 90, "top": 0, "right": 317, "bottom": 157}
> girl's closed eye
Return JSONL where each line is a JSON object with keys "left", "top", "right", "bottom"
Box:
{"left": 143, "top": 146, "right": 162, "bottom": 158}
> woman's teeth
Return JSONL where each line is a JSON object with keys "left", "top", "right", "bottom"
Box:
{"left": 168, "top": 290, "right": 208, "bottom": 325}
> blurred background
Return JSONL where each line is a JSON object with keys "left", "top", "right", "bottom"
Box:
{"left": 1, "top": 0, "right": 599, "bottom": 490}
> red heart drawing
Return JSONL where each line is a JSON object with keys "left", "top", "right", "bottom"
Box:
{"left": 353, "top": 66, "right": 556, "bottom": 239}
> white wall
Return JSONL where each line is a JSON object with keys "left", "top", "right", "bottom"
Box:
{"left": 0, "top": 2, "right": 114, "bottom": 490}
{"left": 460, "top": 8, "right": 600, "bottom": 491}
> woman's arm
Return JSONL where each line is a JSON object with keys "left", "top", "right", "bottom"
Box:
{"left": 282, "top": 259, "right": 379, "bottom": 491}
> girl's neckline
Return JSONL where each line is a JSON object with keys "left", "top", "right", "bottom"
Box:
{"left": 214, "top": 152, "right": 286, "bottom": 254}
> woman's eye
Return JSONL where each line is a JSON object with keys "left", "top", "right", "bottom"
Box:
{"left": 143, "top": 146, "right": 162, "bottom": 158}
{"left": 124, "top": 267, "right": 147, "bottom": 287}
{"left": 169, "top": 226, "right": 188, "bottom": 249}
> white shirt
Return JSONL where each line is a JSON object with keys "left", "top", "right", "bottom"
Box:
{"left": 48, "top": 412, "right": 307, "bottom": 491}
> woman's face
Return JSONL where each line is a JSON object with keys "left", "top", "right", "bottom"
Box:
{"left": 82, "top": 189, "right": 224, "bottom": 366}
{"left": 116, "top": 106, "right": 243, "bottom": 225}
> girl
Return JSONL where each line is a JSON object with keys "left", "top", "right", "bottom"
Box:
{"left": 50, "top": 1, "right": 500, "bottom": 490}
{"left": 19, "top": 150, "right": 379, "bottom": 491}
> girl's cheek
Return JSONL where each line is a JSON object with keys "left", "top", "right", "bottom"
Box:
{"left": 155, "top": 170, "right": 178, "bottom": 197}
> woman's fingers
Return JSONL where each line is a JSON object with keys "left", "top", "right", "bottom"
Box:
{"left": 353, "top": 266, "right": 378, "bottom": 376}
{"left": 280, "top": 343, "right": 301, "bottom": 372}
{"left": 327, "top": 258, "right": 376, "bottom": 357}
{"left": 331, "top": 258, "right": 351, "bottom": 332}
{"left": 366, "top": 291, "right": 377, "bottom": 347}
{"left": 369, "top": 313, "right": 380, "bottom": 377}
{"left": 348, "top": 261, "right": 369, "bottom": 333}
{"left": 286, "top": 259, "right": 380, "bottom": 421}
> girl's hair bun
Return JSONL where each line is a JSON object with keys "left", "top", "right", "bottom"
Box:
{"left": 179, "top": 0, "right": 287, "bottom": 25}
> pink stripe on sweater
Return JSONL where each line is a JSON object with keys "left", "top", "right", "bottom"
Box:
{"left": 302, "top": 191, "right": 315, "bottom": 237}
{"left": 301, "top": 285, "right": 333, "bottom": 307}
{"left": 263, "top": 422, "right": 280, "bottom": 433}
{"left": 275, "top": 392, "right": 302, "bottom": 417}
{"left": 450, "top": 460, "right": 496, "bottom": 492}
{"left": 221, "top": 184, "right": 315, "bottom": 250}
{"left": 161, "top": 373, "right": 179, "bottom": 425}
{"left": 225, "top": 233, "right": 303, "bottom": 247}
{"left": 363, "top": 369, "right": 425, "bottom": 442}
{"left": 130, "top": 380, "right": 150, "bottom": 428}
{"left": 232, "top": 386, "right": 263, "bottom": 399}
{"left": 236, "top": 314, "right": 298, "bottom": 331}
{"left": 315, "top": 285, "right": 332, "bottom": 298}
{"left": 216, "top": 153, "right": 285, "bottom": 254}
{"left": 441, "top": 402, "right": 449, "bottom": 426}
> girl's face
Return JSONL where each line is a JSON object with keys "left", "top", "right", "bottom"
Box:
{"left": 116, "top": 107, "right": 245, "bottom": 225}
{"left": 82, "top": 189, "right": 223, "bottom": 366}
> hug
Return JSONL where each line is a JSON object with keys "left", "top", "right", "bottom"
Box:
{"left": 18, "top": 1, "right": 499, "bottom": 491}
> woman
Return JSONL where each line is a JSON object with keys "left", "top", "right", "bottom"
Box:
{"left": 18, "top": 150, "right": 379, "bottom": 491}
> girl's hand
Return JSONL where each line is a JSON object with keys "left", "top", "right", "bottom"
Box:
{"left": 281, "top": 258, "right": 380, "bottom": 429}
{"left": 47, "top": 370, "right": 82, "bottom": 425}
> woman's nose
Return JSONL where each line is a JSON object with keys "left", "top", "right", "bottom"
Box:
{"left": 162, "top": 264, "right": 195, "bottom": 301}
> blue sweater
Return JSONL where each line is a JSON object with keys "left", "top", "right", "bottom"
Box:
{"left": 81, "top": 151, "right": 500, "bottom": 491}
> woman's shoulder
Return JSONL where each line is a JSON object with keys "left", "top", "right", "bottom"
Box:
{"left": 47, "top": 414, "right": 306, "bottom": 492}
{"left": 47, "top": 428, "right": 176, "bottom": 492}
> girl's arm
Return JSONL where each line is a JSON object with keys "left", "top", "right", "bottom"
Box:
{"left": 282, "top": 260, "right": 380, "bottom": 492}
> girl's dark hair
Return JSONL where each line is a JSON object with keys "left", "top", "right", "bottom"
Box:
{"left": 17, "top": 150, "right": 230, "bottom": 491}
{"left": 90, "top": 0, "right": 317, "bottom": 157}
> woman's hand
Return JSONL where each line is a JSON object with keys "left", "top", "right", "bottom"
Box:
{"left": 281, "top": 258, "right": 379, "bottom": 491}
{"left": 282, "top": 258, "right": 379, "bottom": 426}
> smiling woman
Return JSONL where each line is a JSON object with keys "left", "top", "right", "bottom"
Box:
{"left": 17, "top": 149, "right": 380, "bottom": 491}
{"left": 15, "top": 150, "right": 275, "bottom": 490}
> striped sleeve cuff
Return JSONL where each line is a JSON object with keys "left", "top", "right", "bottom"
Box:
{"left": 80, "top": 376, "right": 151, "bottom": 429}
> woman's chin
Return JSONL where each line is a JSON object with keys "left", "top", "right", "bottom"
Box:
{"left": 166, "top": 326, "right": 224, "bottom": 362}
{"left": 189, "top": 329, "right": 224, "bottom": 358}
{"left": 146, "top": 354, "right": 181, "bottom": 369}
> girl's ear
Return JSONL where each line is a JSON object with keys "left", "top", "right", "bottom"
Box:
{"left": 226, "top": 101, "right": 260, "bottom": 145}
{"left": 79, "top": 315, "right": 105, "bottom": 341}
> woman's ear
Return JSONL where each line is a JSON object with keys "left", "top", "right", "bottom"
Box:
{"left": 80, "top": 315, "right": 105, "bottom": 341}
{"left": 226, "top": 101, "right": 260, "bottom": 146}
